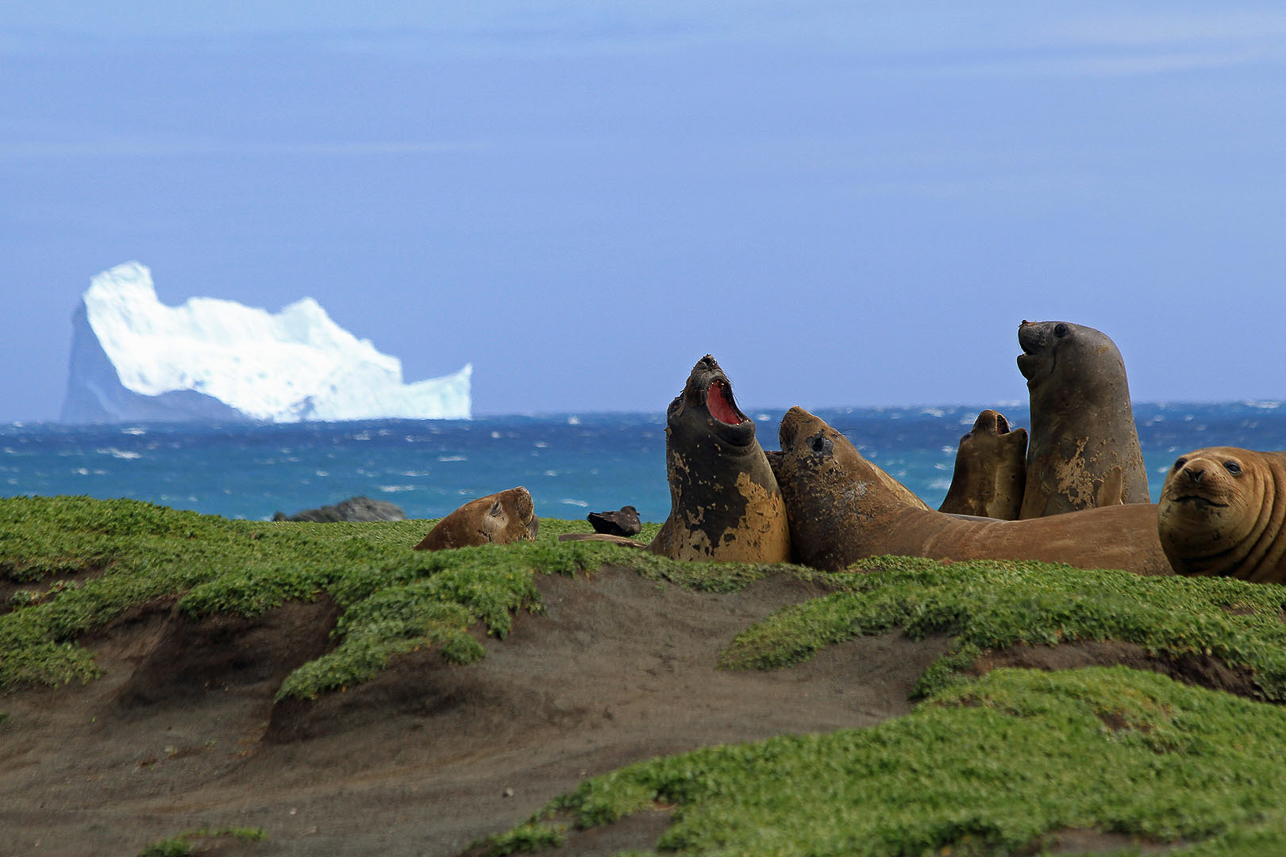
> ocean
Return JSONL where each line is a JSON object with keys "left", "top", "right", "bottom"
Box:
{"left": 3, "top": 402, "right": 1284, "bottom": 524}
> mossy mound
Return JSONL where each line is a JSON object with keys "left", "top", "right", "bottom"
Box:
{"left": 484, "top": 666, "right": 1286, "bottom": 856}
{"left": 0, "top": 496, "right": 659, "bottom": 698}
{"left": 722, "top": 555, "right": 1286, "bottom": 700}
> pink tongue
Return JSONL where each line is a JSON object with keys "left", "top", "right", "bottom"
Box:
{"left": 707, "top": 382, "right": 741, "bottom": 424}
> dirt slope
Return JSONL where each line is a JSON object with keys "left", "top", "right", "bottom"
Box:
{"left": 0, "top": 568, "right": 953, "bottom": 856}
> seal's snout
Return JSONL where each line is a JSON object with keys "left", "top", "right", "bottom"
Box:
{"left": 1185, "top": 466, "right": 1206, "bottom": 485}
{"left": 512, "top": 486, "right": 535, "bottom": 519}
{"left": 1017, "top": 323, "right": 1043, "bottom": 355}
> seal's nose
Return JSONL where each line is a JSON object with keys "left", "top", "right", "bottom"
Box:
{"left": 1185, "top": 466, "right": 1206, "bottom": 484}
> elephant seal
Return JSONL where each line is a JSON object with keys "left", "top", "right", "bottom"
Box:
{"left": 560, "top": 355, "right": 791, "bottom": 563}
{"left": 774, "top": 407, "right": 1170, "bottom": 575}
{"left": 1017, "top": 320, "right": 1149, "bottom": 518}
{"left": 938, "top": 409, "right": 1028, "bottom": 520}
{"left": 1157, "top": 447, "right": 1286, "bottom": 583}
{"left": 646, "top": 355, "right": 791, "bottom": 562}
{"left": 414, "top": 487, "right": 539, "bottom": 551}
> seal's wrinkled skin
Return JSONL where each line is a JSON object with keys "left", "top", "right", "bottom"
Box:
{"left": 1017, "top": 320, "right": 1149, "bottom": 519}
{"left": 414, "top": 486, "right": 540, "bottom": 551}
{"left": 646, "top": 355, "right": 791, "bottom": 563}
{"left": 938, "top": 409, "right": 1028, "bottom": 520}
{"left": 1158, "top": 447, "right": 1286, "bottom": 583}
{"left": 773, "top": 406, "right": 1170, "bottom": 575}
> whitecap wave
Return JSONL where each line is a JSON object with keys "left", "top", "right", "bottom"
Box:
{"left": 96, "top": 447, "right": 142, "bottom": 460}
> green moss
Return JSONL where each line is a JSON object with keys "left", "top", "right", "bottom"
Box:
{"left": 474, "top": 821, "right": 568, "bottom": 855}
{"left": 501, "top": 667, "right": 1286, "bottom": 856}
{"left": 721, "top": 556, "right": 1286, "bottom": 699}
{"left": 138, "top": 826, "right": 267, "bottom": 857}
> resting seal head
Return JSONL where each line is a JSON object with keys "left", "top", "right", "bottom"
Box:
{"left": 414, "top": 486, "right": 540, "bottom": 551}
{"left": 1157, "top": 447, "right": 1286, "bottom": 583}
{"left": 938, "top": 409, "right": 1028, "bottom": 519}
{"left": 1017, "top": 320, "right": 1149, "bottom": 518}
{"left": 647, "top": 355, "right": 791, "bottom": 563}
{"left": 773, "top": 406, "right": 919, "bottom": 570}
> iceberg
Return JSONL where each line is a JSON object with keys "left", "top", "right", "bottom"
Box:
{"left": 60, "top": 262, "right": 472, "bottom": 423}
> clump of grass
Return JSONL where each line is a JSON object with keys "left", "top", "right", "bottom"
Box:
{"left": 720, "top": 555, "right": 1286, "bottom": 699}
{"left": 138, "top": 826, "right": 267, "bottom": 856}
{"left": 473, "top": 821, "right": 568, "bottom": 856}
{"left": 486, "top": 667, "right": 1286, "bottom": 856}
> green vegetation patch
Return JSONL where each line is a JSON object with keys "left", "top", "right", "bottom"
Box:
{"left": 0, "top": 496, "right": 633, "bottom": 696}
{"left": 721, "top": 555, "right": 1286, "bottom": 699}
{"left": 138, "top": 826, "right": 267, "bottom": 857}
{"left": 484, "top": 667, "right": 1286, "bottom": 856}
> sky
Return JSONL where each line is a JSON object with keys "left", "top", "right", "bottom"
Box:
{"left": 2, "top": 2, "right": 1284, "bottom": 421}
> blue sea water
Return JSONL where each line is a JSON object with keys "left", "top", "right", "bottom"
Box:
{"left": 3, "top": 402, "right": 1285, "bottom": 524}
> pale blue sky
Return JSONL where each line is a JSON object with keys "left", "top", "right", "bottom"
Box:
{"left": 2, "top": 2, "right": 1284, "bottom": 420}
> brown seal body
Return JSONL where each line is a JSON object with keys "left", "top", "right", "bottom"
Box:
{"left": 938, "top": 409, "right": 1028, "bottom": 520}
{"left": 645, "top": 355, "right": 791, "bottom": 563}
{"left": 1017, "top": 320, "right": 1149, "bottom": 518}
{"left": 414, "top": 487, "right": 539, "bottom": 551}
{"left": 774, "top": 406, "right": 1170, "bottom": 575}
{"left": 1157, "top": 447, "right": 1286, "bottom": 583}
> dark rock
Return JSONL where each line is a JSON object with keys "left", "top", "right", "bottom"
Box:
{"left": 273, "top": 496, "right": 406, "bottom": 523}
{"left": 587, "top": 506, "right": 641, "bottom": 537}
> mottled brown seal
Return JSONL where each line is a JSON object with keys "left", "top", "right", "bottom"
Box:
{"left": 775, "top": 406, "right": 1170, "bottom": 575}
{"left": 938, "top": 409, "right": 1028, "bottom": 520}
{"left": 1017, "top": 320, "right": 1149, "bottom": 519}
{"left": 414, "top": 486, "right": 539, "bottom": 551}
{"left": 645, "top": 355, "right": 791, "bottom": 562}
{"left": 1157, "top": 447, "right": 1286, "bottom": 583}
{"left": 560, "top": 355, "right": 791, "bottom": 563}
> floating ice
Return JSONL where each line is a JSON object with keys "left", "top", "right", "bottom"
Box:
{"left": 61, "top": 262, "right": 471, "bottom": 424}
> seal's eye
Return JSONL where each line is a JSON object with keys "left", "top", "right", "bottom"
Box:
{"left": 1224, "top": 461, "right": 1242, "bottom": 476}
{"left": 1054, "top": 323, "right": 1069, "bottom": 337}
{"left": 1172, "top": 457, "right": 1187, "bottom": 471}
{"left": 808, "top": 432, "right": 833, "bottom": 456}
{"left": 489, "top": 500, "right": 503, "bottom": 517}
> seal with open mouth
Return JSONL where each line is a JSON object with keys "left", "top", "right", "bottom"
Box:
{"left": 558, "top": 356, "right": 790, "bottom": 562}
{"left": 414, "top": 486, "right": 540, "bottom": 551}
{"left": 1017, "top": 320, "right": 1149, "bottom": 519}
{"left": 938, "top": 409, "right": 1028, "bottom": 520}
{"left": 645, "top": 355, "right": 791, "bottom": 562}
{"left": 1157, "top": 447, "right": 1286, "bottom": 583}
{"left": 774, "top": 406, "right": 1170, "bottom": 575}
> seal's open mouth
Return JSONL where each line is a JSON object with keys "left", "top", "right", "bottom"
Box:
{"left": 705, "top": 379, "right": 745, "bottom": 426}
{"left": 994, "top": 413, "right": 1010, "bottom": 434}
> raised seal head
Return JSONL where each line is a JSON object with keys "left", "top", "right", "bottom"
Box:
{"left": 938, "top": 409, "right": 1028, "bottom": 519}
{"left": 1157, "top": 447, "right": 1286, "bottom": 583}
{"left": 647, "top": 355, "right": 791, "bottom": 563}
{"left": 1016, "top": 319, "right": 1149, "bottom": 518}
{"left": 414, "top": 486, "right": 540, "bottom": 551}
{"left": 772, "top": 406, "right": 928, "bottom": 570}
